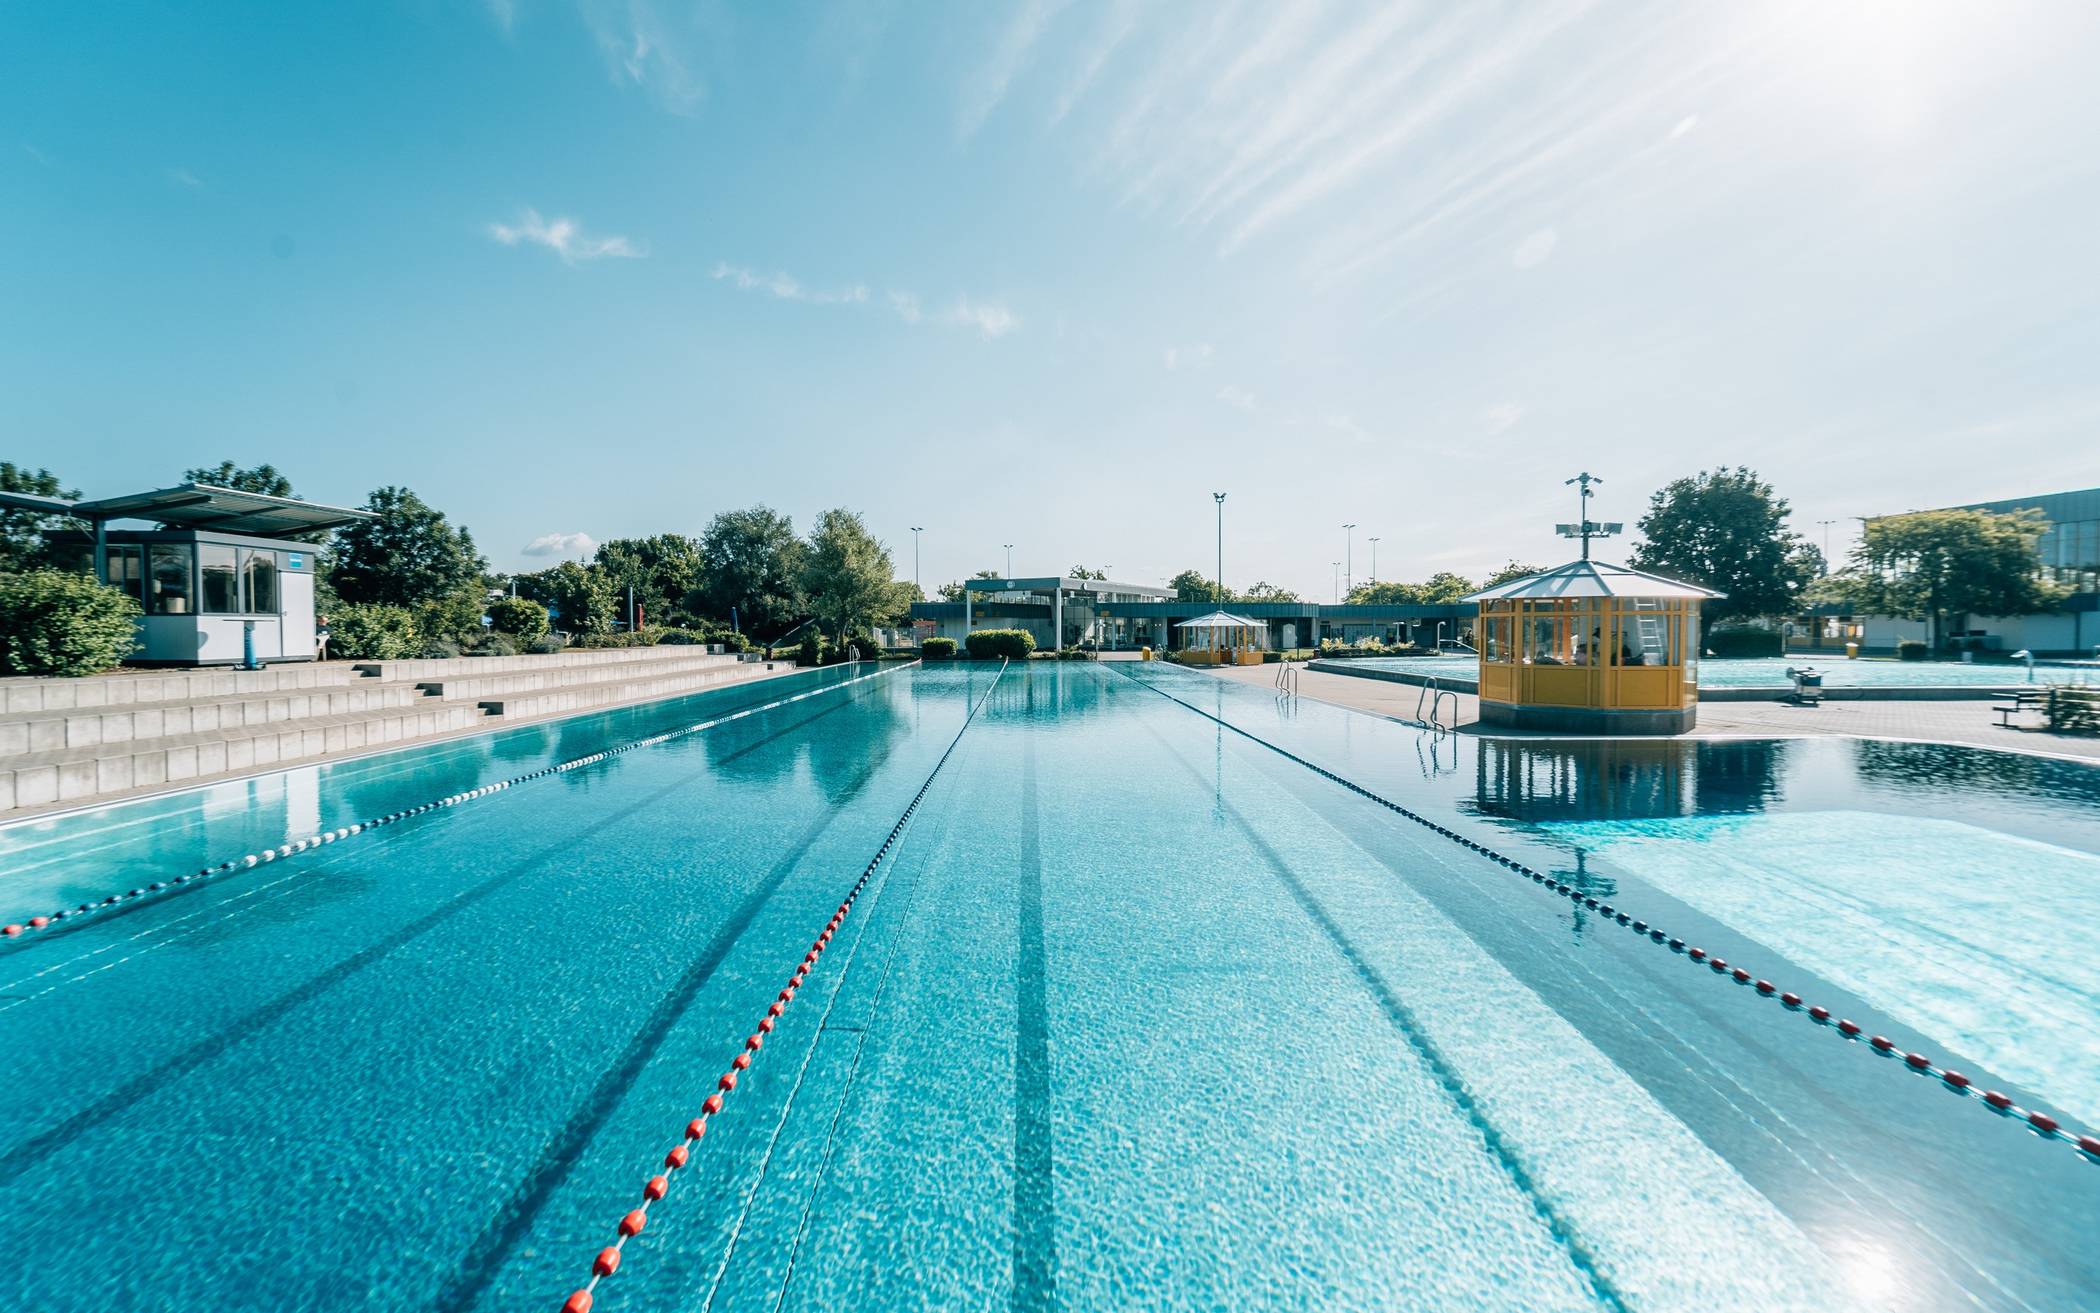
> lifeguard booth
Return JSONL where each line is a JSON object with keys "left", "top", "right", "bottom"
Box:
{"left": 1176, "top": 611, "right": 1267, "bottom": 666}
{"left": 1464, "top": 560, "right": 1722, "bottom": 733}
{"left": 12, "top": 483, "right": 374, "bottom": 667}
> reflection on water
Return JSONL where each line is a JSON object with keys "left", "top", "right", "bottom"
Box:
{"left": 1469, "top": 738, "right": 1790, "bottom": 826}
{"left": 1847, "top": 737, "right": 2100, "bottom": 802}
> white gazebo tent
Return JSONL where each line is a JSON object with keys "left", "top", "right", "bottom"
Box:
{"left": 1176, "top": 610, "right": 1267, "bottom": 666}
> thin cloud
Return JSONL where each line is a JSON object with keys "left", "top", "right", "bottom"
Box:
{"left": 1482, "top": 402, "right": 1526, "bottom": 435}
{"left": 523, "top": 531, "right": 597, "bottom": 557}
{"left": 23, "top": 143, "right": 49, "bottom": 166}
{"left": 1216, "top": 384, "right": 1257, "bottom": 412}
{"left": 946, "top": 298, "right": 1020, "bottom": 339}
{"left": 167, "top": 167, "right": 204, "bottom": 189}
{"left": 1512, "top": 228, "right": 1559, "bottom": 268}
{"left": 1164, "top": 343, "right": 1214, "bottom": 371}
{"left": 888, "top": 290, "right": 923, "bottom": 324}
{"left": 711, "top": 263, "right": 869, "bottom": 305}
{"left": 958, "top": 0, "right": 1073, "bottom": 138}
{"left": 580, "top": 0, "right": 704, "bottom": 113}
{"left": 488, "top": 209, "right": 645, "bottom": 263}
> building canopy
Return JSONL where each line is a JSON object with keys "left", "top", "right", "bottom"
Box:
{"left": 1175, "top": 610, "right": 1267, "bottom": 630}
{"left": 0, "top": 482, "right": 374, "bottom": 538}
{"left": 1462, "top": 559, "right": 1725, "bottom": 603}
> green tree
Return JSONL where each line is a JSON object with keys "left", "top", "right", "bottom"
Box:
{"left": 802, "top": 508, "right": 901, "bottom": 641}
{"left": 182, "top": 460, "right": 295, "bottom": 497}
{"left": 1067, "top": 565, "right": 1108, "bottom": 580}
{"left": 329, "top": 486, "right": 487, "bottom": 609}
{"left": 1241, "top": 580, "right": 1300, "bottom": 602}
{"left": 0, "top": 569, "right": 139, "bottom": 675}
{"left": 1480, "top": 560, "right": 1543, "bottom": 589}
{"left": 1346, "top": 573, "right": 1475, "bottom": 605}
{"left": 697, "top": 506, "right": 805, "bottom": 636}
{"left": 1629, "top": 466, "right": 1814, "bottom": 634}
{"left": 485, "top": 596, "right": 550, "bottom": 639}
{"left": 596, "top": 534, "right": 704, "bottom": 626}
{"left": 1842, "top": 508, "right": 2067, "bottom": 649}
{"left": 936, "top": 569, "right": 1002, "bottom": 603}
{"left": 523, "top": 561, "right": 618, "bottom": 636}
{"left": 0, "top": 463, "right": 79, "bottom": 573}
{"left": 1170, "top": 569, "right": 1227, "bottom": 603}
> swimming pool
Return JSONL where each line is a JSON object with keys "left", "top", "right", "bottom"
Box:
{"left": 1, "top": 661, "right": 2094, "bottom": 1311}
{"left": 1347, "top": 653, "right": 2096, "bottom": 689}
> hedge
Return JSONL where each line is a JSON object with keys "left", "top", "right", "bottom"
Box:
{"left": 1897, "top": 639, "right": 1929, "bottom": 661}
{"left": 920, "top": 636, "right": 958, "bottom": 659}
{"left": 485, "top": 596, "right": 550, "bottom": 640}
{"left": 331, "top": 603, "right": 421, "bottom": 660}
{"left": 965, "top": 628, "right": 1036, "bottom": 660}
{"left": 1706, "top": 627, "right": 1782, "bottom": 659}
{"left": 0, "top": 569, "right": 141, "bottom": 676}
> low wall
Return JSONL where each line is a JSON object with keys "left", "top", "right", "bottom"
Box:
{"left": 1305, "top": 660, "right": 2018, "bottom": 702}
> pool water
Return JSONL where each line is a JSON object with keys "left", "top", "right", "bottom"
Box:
{"left": 2, "top": 662, "right": 2096, "bottom": 1312}
{"left": 1351, "top": 653, "right": 2097, "bottom": 688}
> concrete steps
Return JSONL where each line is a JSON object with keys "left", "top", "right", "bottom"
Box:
{"left": 0, "top": 644, "right": 786, "bottom": 816}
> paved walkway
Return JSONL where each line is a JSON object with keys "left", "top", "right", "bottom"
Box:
{"left": 1206, "top": 663, "right": 2100, "bottom": 762}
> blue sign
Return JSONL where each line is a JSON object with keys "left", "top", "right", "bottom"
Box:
{"left": 288, "top": 553, "right": 304, "bottom": 569}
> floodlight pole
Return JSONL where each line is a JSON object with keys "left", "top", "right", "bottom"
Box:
{"left": 1368, "top": 536, "right": 1380, "bottom": 584}
{"left": 910, "top": 526, "right": 924, "bottom": 593}
{"left": 1332, "top": 561, "right": 1341, "bottom": 604}
{"left": 1213, "top": 493, "right": 1226, "bottom": 603}
{"left": 1565, "top": 472, "right": 1602, "bottom": 560}
{"left": 1342, "top": 523, "right": 1356, "bottom": 597}
{"left": 1004, "top": 543, "right": 1013, "bottom": 578}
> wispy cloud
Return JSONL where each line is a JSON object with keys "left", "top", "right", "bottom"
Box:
{"left": 713, "top": 262, "right": 1019, "bottom": 338}
{"left": 575, "top": 0, "right": 706, "bottom": 113}
{"left": 484, "top": 0, "right": 515, "bottom": 33}
{"left": 1163, "top": 343, "right": 1213, "bottom": 371}
{"left": 1512, "top": 228, "right": 1558, "bottom": 268}
{"left": 1482, "top": 402, "right": 1526, "bottom": 435}
{"left": 23, "top": 143, "right": 49, "bottom": 166}
{"left": 523, "top": 531, "right": 596, "bottom": 557}
{"left": 1216, "top": 384, "right": 1257, "bottom": 412}
{"left": 711, "top": 262, "right": 869, "bottom": 305}
{"left": 167, "top": 167, "right": 204, "bottom": 189}
{"left": 488, "top": 209, "right": 645, "bottom": 263}
{"left": 958, "top": 0, "right": 1072, "bottom": 138}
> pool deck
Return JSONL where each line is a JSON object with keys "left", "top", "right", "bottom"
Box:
{"left": 1203, "top": 662, "right": 2100, "bottom": 762}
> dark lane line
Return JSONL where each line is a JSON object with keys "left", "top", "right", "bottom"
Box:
{"left": 430, "top": 720, "right": 913, "bottom": 1312}
{"left": 1134, "top": 705, "right": 1631, "bottom": 1313}
{"left": 1012, "top": 730, "right": 1058, "bottom": 1313}
{"left": 0, "top": 690, "right": 874, "bottom": 1184}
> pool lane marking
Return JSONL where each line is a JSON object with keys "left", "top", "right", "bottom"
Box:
{"left": 0, "top": 676, "right": 888, "bottom": 1006}
{"left": 559, "top": 660, "right": 1008, "bottom": 1313}
{"left": 0, "top": 684, "right": 903, "bottom": 1183}
{"left": 1109, "top": 664, "right": 2100, "bottom": 1167}
{"left": 1129, "top": 700, "right": 1631, "bottom": 1313}
{"left": 1010, "top": 732, "right": 1059, "bottom": 1313}
{"left": 0, "top": 663, "right": 912, "bottom": 948}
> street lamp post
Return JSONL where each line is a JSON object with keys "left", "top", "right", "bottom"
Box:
{"left": 1342, "top": 523, "right": 1356, "bottom": 597}
{"left": 1368, "top": 536, "right": 1380, "bottom": 584}
{"left": 1213, "top": 492, "right": 1226, "bottom": 603}
{"left": 1332, "top": 561, "right": 1341, "bottom": 605}
{"left": 910, "top": 526, "right": 924, "bottom": 594}
{"left": 1816, "top": 519, "right": 1836, "bottom": 572}
{"left": 1004, "top": 543, "right": 1013, "bottom": 578}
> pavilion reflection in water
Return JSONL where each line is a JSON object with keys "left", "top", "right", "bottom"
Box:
{"left": 1469, "top": 737, "right": 1792, "bottom": 826}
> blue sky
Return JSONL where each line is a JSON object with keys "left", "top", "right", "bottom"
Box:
{"left": 6, "top": 1, "right": 2099, "bottom": 599}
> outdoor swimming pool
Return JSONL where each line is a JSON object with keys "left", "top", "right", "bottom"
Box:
{"left": 1349, "top": 652, "right": 2098, "bottom": 689}
{"left": 1, "top": 661, "right": 2095, "bottom": 1312}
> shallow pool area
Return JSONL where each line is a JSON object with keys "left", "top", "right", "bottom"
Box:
{"left": 1348, "top": 652, "right": 2097, "bottom": 689}
{"left": 2, "top": 661, "right": 2096, "bottom": 1312}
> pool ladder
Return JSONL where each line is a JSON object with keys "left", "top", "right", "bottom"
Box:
{"left": 1274, "top": 662, "right": 1300, "bottom": 698}
{"left": 1414, "top": 676, "right": 1458, "bottom": 733}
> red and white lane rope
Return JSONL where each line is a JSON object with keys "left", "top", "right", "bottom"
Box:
{"left": 1, "top": 663, "right": 910, "bottom": 945}
{"left": 558, "top": 659, "right": 1006, "bottom": 1313}
{"left": 1113, "top": 666, "right": 2100, "bottom": 1166}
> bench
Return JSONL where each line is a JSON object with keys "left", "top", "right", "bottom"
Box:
{"left": 1993, "top": 688, "right": 2047, "bottom": 728}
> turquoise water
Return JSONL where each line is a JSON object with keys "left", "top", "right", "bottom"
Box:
{"left": 1351, "top": 653, "right": 2098, "bottom": 688}
{"left": 2, "top": 662, "right": 2096, "bottom": 1311}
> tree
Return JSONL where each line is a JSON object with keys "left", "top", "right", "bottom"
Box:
{"left": 802, "top": 509, "right": 902, "bottom": 640}
{"left": 1067, "top": 565, "right": 1108, "bottom": 580}
{"left": 1842, "top": 508, "right": 2067, "bottom": 649}
{"left": 486, "top": 596, "right": 550, "bottom": 640}
{"left": 936, "top": 569, "right": 1001, "bottom": 603}
{"left": 1480, "top": 560, "right": 1542, "bottom": 589}
{"left": 1170, "top": 569, "right": 1226, "bottom": 603}
{"left": 1629, "top": 467, "right": 1814, "bottom": 634}
{"left": 595, "top": 534, "right": 703, "bottom": 626}
{"left": 1241, "top": 581, "right": 1300, "bottom": 602}
{"left": 0, "top": 569, "right": 139, "bottom": 675}
{"left": 1345, "top": 573, "right": 1474, "bottom": 605}
{"left": 182, "top": 460, "right": 295, "bottom": 497}
{"left": 523, "top": 561, "right": 617, "bottom": 636}
{"left": 697, "top": 506, "right": 805, "bottom": 636}
{"left": 329, "top": 486, "right": 487, "bottom": 609}
{"left": 0, "top": 462, "right": 79, "bottom": 573}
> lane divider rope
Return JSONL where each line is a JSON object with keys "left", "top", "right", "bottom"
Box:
{"left": 559, "top": 659, "right": 1007, "bottom": 1313}
{"left": 2, "top": 663, "right": 913, "bottom": 947}
{"left": 1111, "top": 665, "right": 2100, "bottom": 1166}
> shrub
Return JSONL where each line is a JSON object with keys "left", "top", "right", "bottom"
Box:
{"left": 331, "top": 603, "right": 420, "bottom": 660}
{"left": 1897, "top": 639, "right": 1929, "bottom": 661}
{"left": 797, "top": 632, "right": 825, "bottom": 667}
{"left": 528, "top": 634, "right": 567, "bottom": 655}
{"left": 1707, "top": 627, "right": 1782, "bottom": 659}
{"left": 830, "top": 631, "right": 877, "bottom": 664}
{"left": 654, "top": 628, "right": 704, "bottom": 645}
{"left": 486, "top": 596, "right": 550, "bottom": 640}
{"left": 479, "top": 632, "right": 520, "bottom": 657}
{"left": 0, "top": 569, "right": 140, "bottom": 676}
{"left": 965, "top": 628, "right": 1036, "bottom": 660}
{"left": 921, "top": 636, "right": 958, "bottom": 659}
{"left": 418, "top": 638, "right": 462, "bottom": 660}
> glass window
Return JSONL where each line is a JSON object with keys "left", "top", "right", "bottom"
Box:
{"left": 241, "top": 549, "right": 279, "bottom": 614}
{"left": 200, "top": 544, "right": 240, "bottom": 614}
{"left": 1622, "top": 600, "right": 1670, "bottom": 666}
{"left": 1527, "top": 610, "right": 1566, "bottom": 664}
{"left": 104, "top": 545, "right": 144, "bottom": 599}
{"left": 148, "top": 543, "right": 194, "bottom": 615}
{"left": 1483, "top": 614, "right": 1508, "bottom": 661}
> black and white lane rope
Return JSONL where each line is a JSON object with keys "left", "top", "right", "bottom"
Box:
{"left": 1, "top": 663, "right": 912, "bottom": 947}
{"left": 1110, "top": 665, "right": 2100, "bottom": 1166}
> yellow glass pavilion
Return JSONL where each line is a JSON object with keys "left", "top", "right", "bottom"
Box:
{"left": 1176, "top": 610, "right": 1268, "bottom": 666}
{"left": 1464, "top": 560, "right": 1723, "bottom": 733}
